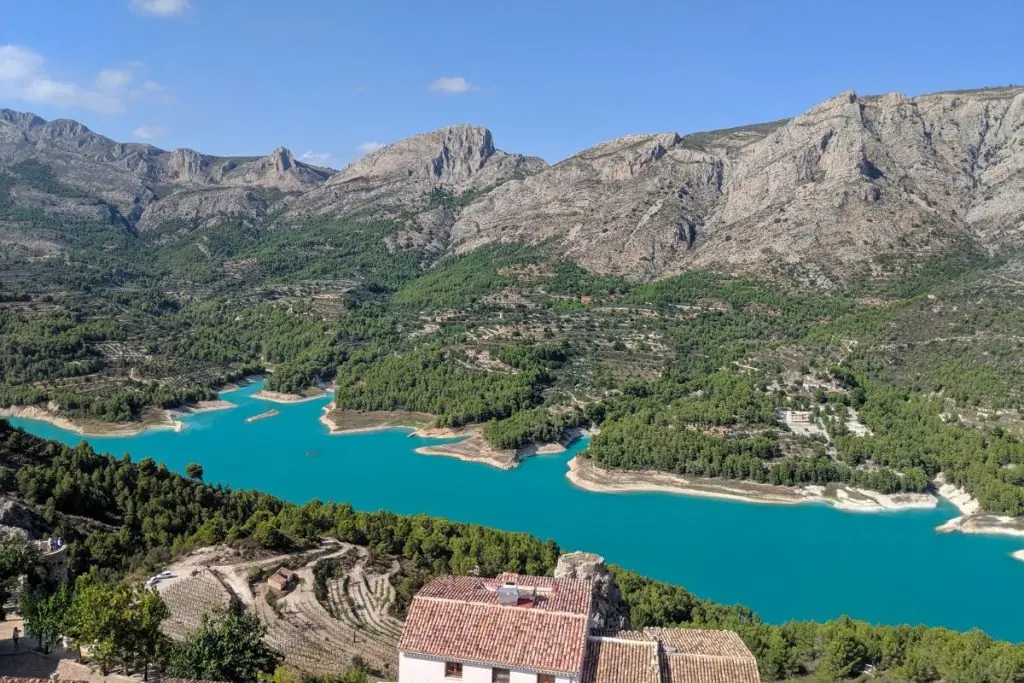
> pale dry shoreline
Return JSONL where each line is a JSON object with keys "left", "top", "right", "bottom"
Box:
{"left": 0, "top": 398, "right": 238, "bottom": 437}
{"left": 932, "top": 474, "right": 1024, "bottom": 542}
{"left": 319, "top": 404, "right": 574, "bottom": 469}
{"left": 412, "top": 425, "right": 519, "bottom": 470}
{"left": 252, "top": 388, "right": 330, "bottom": 404}
{"left": 566, "top": 456, "right": 1024, "bottom": 546}
{"left": 564, "top": 456, "right": 939, "bottom": 512}
{"left": 319, "top": 405, "right": 433, "bottom": 436}
{"left": 10, "top": 391, "right": 1024, "bottom": 553}
{"left": 0, "top": 405, "right": 184, "bottom": 436}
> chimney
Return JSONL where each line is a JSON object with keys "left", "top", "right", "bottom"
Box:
{"left": 497, "top": 582, "right": 519, "bottom": 606}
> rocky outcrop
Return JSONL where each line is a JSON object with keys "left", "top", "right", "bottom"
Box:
{"left": 555, "top": 551, "right": 628, "bottom": 631}
{"left": 223, "top": 146, "right": 331, "bottom": 191}
{"left": 328, "top": 124, "right": 542, "bottom": 190}
{"left": 451, "top": 131, "right": 725, "bottom": 278}
{"left": 0, "top": 496, "right": 49, "bottom": 540}
{"left": 290, "top": 124, "right": 545, "bottom": 223}
{"left": 137, "top": 186, "right": 270, "bottom": 231}
{"left": 165, "top": 148, "right": 209, "bottom": 184}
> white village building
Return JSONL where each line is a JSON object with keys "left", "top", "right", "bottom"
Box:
{"left": 396, "top": 573, "right": 760, "bottom": 683}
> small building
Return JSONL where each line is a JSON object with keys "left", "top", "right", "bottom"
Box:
{"left": 397, "top": 573, "right": 759, "bottom": 683}
{"left": 267, "top": 568, "right": 298, "bottom": 593}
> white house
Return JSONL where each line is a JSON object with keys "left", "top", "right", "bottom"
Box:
{"left": 396, "top": 573, "right": 760, "bottom": 683}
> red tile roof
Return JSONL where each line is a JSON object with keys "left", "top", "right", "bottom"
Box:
{"left": 398, "top": 574, "right": 593, "bottom": 676}
{"left": 586, "top": 629, "right": 760, "bottom": 683}
{"left": 399, "top": 575, "right": 759, "bottom": 683}
{"left": 661, "top": 653, "right": 761, "bottom": 683}
{"left": 621, "top": 627, "right": 755, "bottom": 659}
{"left": 581, "top": 637, "right": 661, "bottom": 683}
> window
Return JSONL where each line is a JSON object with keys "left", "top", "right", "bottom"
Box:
{"left": 492, "top": 668, "right": 510, "bottom": 683}
{"left": 445, "top": 662, "right": 463, "bottom": 679}
{"left": 538, "top": 675, "right": 556, "bottom": 683}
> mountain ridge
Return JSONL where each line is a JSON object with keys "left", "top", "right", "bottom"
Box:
{"left": 3, "top": 83, "right": 1024, "bottom": 283}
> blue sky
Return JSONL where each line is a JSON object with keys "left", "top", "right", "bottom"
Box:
{"left": 1, "top": 0, "right": 1022, "bottom": 167}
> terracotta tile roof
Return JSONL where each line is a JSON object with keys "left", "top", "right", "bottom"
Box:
{"left": 591, "top": 628, "right": 760, "bottom": 683}
{"left": 661, "top": 653, "right": 761, "bottom": 683}
{"left": 630, "top": 627, "right": 755, "bottom": 659}
{"left": 493, "top": 572, "right": 593, "bottom": 614}
{"left": 581, "top": 637, "right": 661, "bottom": 683}
{"left": 414, "top": 574, "right": 593, "bottom": 616}
{"left": 398, "top": 574, "right": 593, "bottom": 676}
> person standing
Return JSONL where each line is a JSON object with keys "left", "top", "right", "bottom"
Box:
{"left": 11, "top": 626, "right": 19, "bottom": 650}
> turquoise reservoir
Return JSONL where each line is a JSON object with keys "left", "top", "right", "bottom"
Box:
{"left": 11, "top": 381, "right": 1024, "bottom": 641}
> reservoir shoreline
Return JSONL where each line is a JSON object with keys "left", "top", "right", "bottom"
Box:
{"left": 8, "top": 380, "right": 1024, "bottom": 641}
{"left": 0, "top": 398, "right": 237, "bottom": 437}
{"left": 565, "top": 455, "right": 940, "bottom": 513}
{"left": 8, "top": 395, "right": 1024, "bottom": 539}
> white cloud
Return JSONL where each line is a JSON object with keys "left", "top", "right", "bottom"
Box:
{"left": 131, "top": 79, "right": 175, "bottom": 104}
{"left": 97, "top": 68, "right": 133, "bottom": 90}
{"left": 428, "top": 76, "right": 476, "bottom": 94}
{"left": 0, "top": 46, "right": 175, "bottom": 115}
{"left": 132, "top": 125, "right": 167, "bottom": 140}
{"left": 300, "top": 151, "right": 333, "bottom": 166}
{"left": 0, "top": 45, "right": 124, "bottom": 114}
{"left": 130, "top": 0, "right": 191, "bottom": 17}
{"left": 357, "top": 141, "right": 384, "bottom": 155}
{"left": 0, "top": 46, "right": 42, "bottom": 82}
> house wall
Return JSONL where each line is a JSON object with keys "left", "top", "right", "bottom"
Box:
{"left": 398, "top": 653, "right": 573, "bottom": 683}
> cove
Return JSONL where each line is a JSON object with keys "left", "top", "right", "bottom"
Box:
{"left": 10, "top": 380, "right": 1024, "bottom": 642}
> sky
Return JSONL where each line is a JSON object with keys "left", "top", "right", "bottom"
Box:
{"left": 1, "top": 0, "right": 1022, "bottom": 167}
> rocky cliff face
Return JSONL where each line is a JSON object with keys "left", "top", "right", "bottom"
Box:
{"left": 453, "top": 86, "right": 1024, "bottom": 283}
{"left": 2, "top": 85, "right": 1023, "bottom": 282}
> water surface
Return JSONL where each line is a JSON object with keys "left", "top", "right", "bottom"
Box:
{"left": 11, "top": 381, "right": 1024, "bottom": 641}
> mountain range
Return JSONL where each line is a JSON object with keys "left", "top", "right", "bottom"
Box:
{"left": 2, "top": 84, "right": 1023, "bottom": 284}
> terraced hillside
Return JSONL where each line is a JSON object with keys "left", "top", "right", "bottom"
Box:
{"left": 158, "top": 542, "right": 405, "bottom": 678}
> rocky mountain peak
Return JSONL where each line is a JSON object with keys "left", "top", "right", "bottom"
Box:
{"left": 269, "top": 146, "right": 296, "bottom": 172}
{"left": 166, "top": 148, "right": 208, "bottom": 183}
{"left": 220, "top": 145, "right": 330, "bottom": 192}
{"left": 38, "top": 118, "right": 92, "bottom": 140}
{"left": 330, "top": 124, "right": 502, "bottom": 188}
{"left": 0, "top": 108, "right": 45, "bottom": 130}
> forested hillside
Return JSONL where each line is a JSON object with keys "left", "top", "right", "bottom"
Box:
{"left": 1, "top": 185, "right": 1023, "bottom": 514}
{"left": 2, "top": 93, "right": 1024, "bottom": 519}
{"left": 2, "top": 422, "right": 1023, "bottom": 681}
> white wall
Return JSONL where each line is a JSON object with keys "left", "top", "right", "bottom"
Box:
{"left": 398, "top": 653, "right": 574, "bottom": 683}
{"left": 461, "top": 662, "right": 494, "bottom": 683}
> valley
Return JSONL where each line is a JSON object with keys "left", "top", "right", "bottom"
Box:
{"left": 2, "top": 85, "right": 1024, "bottom": 679}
